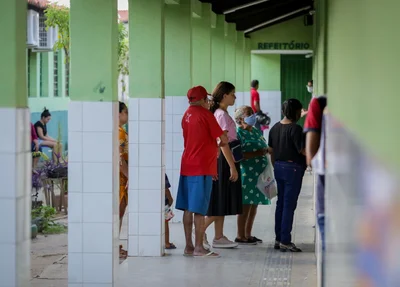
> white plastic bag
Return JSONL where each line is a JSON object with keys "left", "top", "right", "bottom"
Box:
{"left": 256, "top": 163, "right": 278, "bottom": 200}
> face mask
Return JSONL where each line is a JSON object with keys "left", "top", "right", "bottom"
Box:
{"left": 244, "top": 114, "right": 257, "bottom": 126}
{"left": 307, "top": 86, "right": 313, "bottom": 93}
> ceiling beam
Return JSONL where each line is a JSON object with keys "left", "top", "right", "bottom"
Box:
{"left": 244, "top": 6, "right": 312, "bottom": 34}
{"left": 223, "top": 0, "right": 271, "bottom": 14}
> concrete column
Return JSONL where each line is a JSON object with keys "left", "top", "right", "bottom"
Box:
{"left": 224, "top": 23, "right": 237, "bottom": 84}
{"left": 225, "top": 23, "right": 237, "bottom": 115}
{"left": 244, "top": 38, "right": 252, "bottom": 108}
{"left": 211, "top": 15, "right": 225, "bottom": 89}
{"left": 191, "top": 3, "right": 212, "bottom": 91}
{"left": 235, "top": 32, "right": 245, "bottom": 109}
{"left": 0, "top": 1, "right": 31, "bottom": 286}
{"left": 128, "top": 0, "right": 165, "bottom": 257}
{"left": 68, "top": 0, "right": 119, "bottom": 285}
{"left": 164, "top": 0, "right": 192, "bottom": 222}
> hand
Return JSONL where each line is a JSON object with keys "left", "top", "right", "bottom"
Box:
{"left": 212, "top": 175, "right": 218, "bottom": 181}
{"left": 229, "top": 167, "right": 238, "bottom": 182}
{"left": 125, "top": 181, "right": 129, "bottom": 190}
{"left": 301, "top": 109, "right": 308, "bottom": 118}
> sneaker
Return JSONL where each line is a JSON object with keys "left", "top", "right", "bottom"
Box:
{"left": 251, "top": 236, "right": 263, "bottom": 243}
{"left": 280, "top": 242, "right": 302, "bottom": 252}
{"left": 213, "top": 236, "right": 239, "bottom": 249}
{"left": 274, "top": 240, "right": 281, "bottom": 250}
{"left": 234, "top": 237, "right": 257, "bottom": 245}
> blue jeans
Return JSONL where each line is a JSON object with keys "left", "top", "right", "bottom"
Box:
{"left": 274, "top": 161, "right": 305, "bottom": 244}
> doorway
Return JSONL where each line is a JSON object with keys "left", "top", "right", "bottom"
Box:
{"left": 280, "top": 55, "right": 313, "bottom": 126}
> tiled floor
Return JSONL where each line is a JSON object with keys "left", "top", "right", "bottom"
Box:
{"left": 118, "top": 173, "right": 317, "bottom": 287}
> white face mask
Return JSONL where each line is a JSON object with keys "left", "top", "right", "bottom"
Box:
{"left": 307, "top": 86, "right": 313, "bottom": 93}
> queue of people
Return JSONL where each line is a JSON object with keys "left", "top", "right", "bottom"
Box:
{"left": 61, "top": 78, "right": 317, "bottom": 260}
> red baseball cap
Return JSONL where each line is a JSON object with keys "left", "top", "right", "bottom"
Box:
{"left": 187, "top": 86, "right": 210, "bottom": 103}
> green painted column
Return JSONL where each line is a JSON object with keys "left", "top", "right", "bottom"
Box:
{"left": 191, "top": 3, "right": 212, "bottom": 91}
{"left": 0, "top": 0, "right": 27, "bottom": 107}
{"left": 211, "top": 15, "right": 225, "bottom": 89}
{"left": 165, "top": 0, "right": 191, "bottom": 96}
{"left": 128, "top": 0, "right": 165, "bottom": 257}
{"left": 70, "top": 0, "right": 118, "bottom": 102}
{"left": 224, "top": 23, "right": 237, "bottom": 85}
{"left": 68, "top": 0, "right": 120, "bottom": 285}
{"left": 0, "top": 1, "right": 31, "bottom": 286}
{"left": 129, "top": 0, "right": 164, "bottom": 99}
{"left": 244, "top": 38, "right": 252, "bottom": 91}
{"left": 235, "top": 32, "right": 245, "bottom": 93}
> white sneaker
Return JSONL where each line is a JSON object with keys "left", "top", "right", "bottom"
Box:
{"left": 212, "top": 236, "right": 238, "bottom": 249}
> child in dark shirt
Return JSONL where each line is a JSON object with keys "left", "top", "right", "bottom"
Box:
{"left": 165, "top": 174, "right": 176, "bottom": 249}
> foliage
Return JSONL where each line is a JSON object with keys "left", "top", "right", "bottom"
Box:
{"left": 44, "top": 4, "right": 70, "bottom": 63}
{"left": 44, "top": 4, "right": 130, "bottom": 77}
{"left": 31, "top": 205, "right": 67, "bottom": 234}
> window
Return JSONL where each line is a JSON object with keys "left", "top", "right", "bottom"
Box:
{"left": 65, "top": 61, "right": 70, "bottom": 97}
{"left": 54, "top": 51, "right": 59, "bottom": 97}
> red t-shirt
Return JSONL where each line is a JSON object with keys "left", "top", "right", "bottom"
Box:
{"left": 180, "top": 106, "right": 223, "bottom": 176}
{"left": 250, "top": 88, "right": 260, "bottom": 113}
{"left": 304, "top": 96, "right": 327, "bottom": 133}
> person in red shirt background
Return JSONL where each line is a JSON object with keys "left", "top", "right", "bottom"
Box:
{"left": 250, "top": 80, "right": 260, "bottom": 114}
{"left": 175, "top": 86, "right": 228, "bottom": 258}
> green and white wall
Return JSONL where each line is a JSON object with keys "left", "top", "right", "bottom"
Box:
{"left": 249, "top": 17, "right": 313, "bottom": 132}
{"left": 312, "top": 0, "right": 400, "bottom": 286}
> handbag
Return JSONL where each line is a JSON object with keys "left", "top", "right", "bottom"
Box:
{"left": 256, "top": 162, "right": 278, "bottom": 200}
{"left": 229, "top": 139, "right": 243, "bottom": 163}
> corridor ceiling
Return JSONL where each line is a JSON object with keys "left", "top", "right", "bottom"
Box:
{"left": 199, "top": 0, "right": 314, "bottom": 35}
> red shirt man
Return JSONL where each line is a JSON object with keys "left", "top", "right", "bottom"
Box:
{"left": 250, "top": 80, "right": 260, "bottom": 113}
{"left": 176, "top": 86, "right": 227, "bottom": 257}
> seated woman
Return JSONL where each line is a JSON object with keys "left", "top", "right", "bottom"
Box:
{"left": 31, "top": 123, "right": 42, "bottom": 169}
{"left": 234, "top": 106, "right": 271, "bottom": 245}
{"left": 34, "top": 108, "right": 62, "bottom": 163}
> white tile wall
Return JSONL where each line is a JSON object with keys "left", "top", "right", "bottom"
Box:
{"left": 128, "top": 98, "right": 165, "bottom": 257}
{"left": 68, "top": 102, "right": 119, "bottom": 285}
{"left": 259, "top": 91, "right": 282, "bottom": 139}
{"left": 0, "top": 108, "right": 31, "bottom": 287}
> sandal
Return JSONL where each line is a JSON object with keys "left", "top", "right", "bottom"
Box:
{"left": 165, "top": 243, "right": 177, "bottom": 250}
{"left": 193, "top": 251, "right": 220, "bottom": 258}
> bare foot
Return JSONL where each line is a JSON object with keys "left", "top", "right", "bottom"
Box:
{"left": 184, "top": 245, "right": 195, "bottom": 256}
{"left": 193, "top": 246, "right": 219, "bottom": 257}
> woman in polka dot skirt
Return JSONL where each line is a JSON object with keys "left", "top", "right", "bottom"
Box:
{"left": 234, "top": 106, "right": 271, "bottom": 245}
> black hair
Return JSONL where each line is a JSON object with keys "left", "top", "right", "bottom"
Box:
{"left": 41, "top": 107, "right": 51, "bottom": 119}
{"left": 251, "top": 80, "right": 259, "bottom": 88}
{"left": 282, "top": 98, "right": 303, "bottom": 122}
{"left": 308, "top": 80, "right": 313, "bottom": 84}
{"left": 210, "top": 81, "right": 235, "bottom": 114}
{"left": 119, "top": 101, "right": 127, "bottom": 113}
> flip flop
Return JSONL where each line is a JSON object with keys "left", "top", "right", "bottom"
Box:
{"left": 165, "top": 243, "right": 177, "bottom": 250}
{"left": 193, "top": 251, "right": 220, "bottom": 258}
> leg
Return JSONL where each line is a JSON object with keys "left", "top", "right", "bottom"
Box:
{"left": 183, "top": 210, "right": 194, "bottom": 255}
{"left": 280, "top": 167, "right": 305, "bottom": 245}
{"left": 245, "top": 205, "right": 258, "bottom": 238}
{"left": 274, "top": 165, "right": 285, "bottom": 243}
{"left": 214, "top": 216, "right": 225, "bottom": 240}
{"left": 119, "top": 192, "right": 128, "bottom": 258}
{"left": 165, "top": 220, "right": 170, "bottom": 246}
{"left": 237, "top": 204, "right": 251, "bottom": 239}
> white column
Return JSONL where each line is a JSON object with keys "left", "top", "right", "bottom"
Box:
{"left": 0, "top": 109, "right": 31, "bottom": 287}
{"left": 68, "top": 102, "right": 119, "bottom": 286}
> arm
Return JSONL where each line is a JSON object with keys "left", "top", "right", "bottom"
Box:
{"left": 269, "top": 148, "right": 275, "bottom": 165}
{"left": 165, "top": 188, "right": 173, "bottom": 206}
{"left": 120, "top": 158, "right": 129, "bottom": 178}
{"left": 254, "top": 100, "right": 261, "bottom": 113}
{"left": 36, "top": 127, "right": 56, "bottom": 142}
{"left": 306, "top": 131, "right": 321, "bottom": 166}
